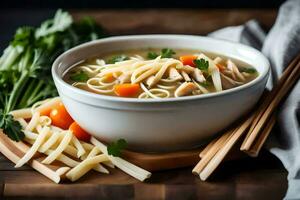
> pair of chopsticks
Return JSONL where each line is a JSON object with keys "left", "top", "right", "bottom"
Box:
{"left": 193, "top": 53, "right": 300, "bottom": 180}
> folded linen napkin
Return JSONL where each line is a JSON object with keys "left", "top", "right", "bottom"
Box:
{"left": 209, "top": 1, "right": 300, "bottom": 199}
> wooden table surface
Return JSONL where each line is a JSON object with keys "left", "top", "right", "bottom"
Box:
{"left": 0, "top": 9, "right": 288, "bottom": 200}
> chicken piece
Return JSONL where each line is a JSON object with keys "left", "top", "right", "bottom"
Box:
{"left": 227, "top": 59, "right": 245, "bottom": 81}
{"left": 193, "top": 68, "right": 206, "bottom": 83}
{"left": 220, "top": 73, "right": 243, "bottom": 89}
{"left": 181, "top": 71, "right": 191, "bottom": 82}
{"left": 168, "top": 68, "right": 183, "bottom": 81}
{"left": 174, "top": 82, "right": 198, "bottom": 97}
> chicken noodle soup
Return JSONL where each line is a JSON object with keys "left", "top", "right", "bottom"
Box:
{"left": 64, "top": 49, "right": 258, "bottom": 98}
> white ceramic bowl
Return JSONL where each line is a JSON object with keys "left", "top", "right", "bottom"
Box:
{"left": 52, "top": 35, "right": 270, "bottom": 152}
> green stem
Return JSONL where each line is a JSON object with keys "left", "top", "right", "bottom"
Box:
{"left": 25, "top": 80, "right": 44, "bottom": 107}
{"left": 17, "top": 78, "right": 36, "bottom": 109}
{"left": 1, "top": 47, "right": 22, "bottom": 71}
{"left": 5, "top": 71, "right": 29, "bottom": 113}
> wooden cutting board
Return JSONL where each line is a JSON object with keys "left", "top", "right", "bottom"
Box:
{"left": 0, "top": 130, "right": 203, "bottom": 173}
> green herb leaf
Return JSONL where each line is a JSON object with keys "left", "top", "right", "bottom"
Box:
{"left": 147, "top": 48, "right": 176, "bottom": 59}
{"left": 199, "top": 81, "right": 211, "bottom": 87}
{"left": 35, "top": 9, "right": 73, "bottom": 38}
{"left": 147, "top": 52, "right": 159, "bottom": 59}
{"left": 0, "top": 110, "right": 24, "bottom": 141}
{"left": 11, "top": 27, "right": 35, "bottom": 47}
{"left": 239, "top": 67, "right": 257, "bottom": 74}
{"left": 70, "top": 71, "right": 89, "bottom": 82}
{"left": 161, "top": 48, "right": 176, "bottom": 58}
{"left": 107, "top": 139, "right": 128, "bottom": 157}
{"left": 107, "top": 55, "right": 129, "bottom": 64}
{"left": 194, "top": 58, "right": 209, "bottom": 71}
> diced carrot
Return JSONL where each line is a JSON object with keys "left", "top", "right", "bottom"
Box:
{"left": 39, "top": 107, "right": 53, "bottom": 116}
{"left": 50, "top": 102, "right": 74, "bottom": 129}
{"left": 104, "top": 73, "right": 115, "bottom": 82}
{"left": 69, "top": 122, "right": 91, "bottom": 142}
{"left": 114, "top": 84, "right": 140, "bottom": 97}
{"left": 179, "top": 55, "right": 198, "bottom": 67}
{"left": 216, "top": 64, "right": 226, "bottom": 71}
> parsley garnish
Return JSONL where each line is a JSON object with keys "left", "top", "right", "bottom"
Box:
{"left": 239, "top": 67, "right": 257, "bottom": 74}
{"left": 107, "top": 55, "right": 129, "bottom": 64}
{"left": 147, "top": 52, "right": 159, "bottom": 59}
{"left": 199, "top": 81, "right": 211, "bottom": 87}
{"left": 147, "top": 48, "right": 176, "bottom": 59}
{"left": 70, "top": 71, "right": 89, "bottom": 82}
{"left": 107, "top": 139, "right": 128, "bottom": 157}
{"left": 0, "top": 111, "right": 24, "bottom": 141}
{"left": 161, "top": 48, "right": 176, "bottom": 58}
{"left": 194, "top": 58, "right": 209, "bottom": 72}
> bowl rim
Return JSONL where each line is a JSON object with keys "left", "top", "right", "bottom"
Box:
{"left": 52, "top": 34, "right": 270, "bottom": 103}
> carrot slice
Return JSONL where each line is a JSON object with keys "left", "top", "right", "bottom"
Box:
{"left": 114, "top": 84, "right": 140, "bottom": 97}
{"left": 179, "top": 55, "right": 198, "bottom": 67}
{"left": 50, "top": 102, "right": 74, "bottom": 129}
{"left": 39, "top": 107, "right": 53, "bottom": 117}
{"left": 69, "top": 122, "right": 91, "bottom": 142}
{"left": 104, "top": 73, "right": 115, "bottom": 82}
{"left": 216, "top": 64, "right": 226, "bottom": 71}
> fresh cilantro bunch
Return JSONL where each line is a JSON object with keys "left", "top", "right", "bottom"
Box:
{"left": 0, "top": 9, "right": 106, "bottom": 141}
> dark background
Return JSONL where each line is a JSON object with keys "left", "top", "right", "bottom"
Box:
{"left": 1, "top": 0, "right": 286, "bottom": 9}
{"left": 0, "top": 0, "right": 285, "bottom": 51}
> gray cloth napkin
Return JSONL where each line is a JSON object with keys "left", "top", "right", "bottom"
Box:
{"left": 209, "top": 1, "right": 300, "bottom": 199}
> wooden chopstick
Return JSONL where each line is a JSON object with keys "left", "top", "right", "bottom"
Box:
{"left": 199, "top": 137, "right": 218, "bottom": 158}
{"left": 197, "top": 116, "right": 254, "bottom": 181}
{"left": 241, "top": 56, "right": 300, "bottom": 150}
{"left": 192, "top": 130, "right": 233, "bottom": 175}
{"left": 245, "top": 113, "right": 276, "bottom": 157}
{"left": 243, "top": 54, "right": 300, "bottom": 143}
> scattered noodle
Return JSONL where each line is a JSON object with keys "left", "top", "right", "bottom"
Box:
{"left": 16, "top": 118, "right": 28, "bottom": 129}
{"left": 42, "top": 131, "right": 72, "bottom": 164}
{"left": 71, "top": 136, "right": 86, "bottom": 158}
{"left": 15, "top": 126, "right": 49, "bottom": 167}
{"left": 66, "top": 154, "right": 109, "bottom": 182}
{"left": 25, "top": 112, "right": 40, "bottom": 131}
{"left": 39, "top": 131, "right": 61, "bottom": 153}
{"left": 34, "top": 97, "right": 61, "bottom": 114}
{"left": 10, "top": 108, "right": 32, "bottom": 119}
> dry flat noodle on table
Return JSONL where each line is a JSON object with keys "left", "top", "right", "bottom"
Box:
{"left": 193, "top": 52, "right": 300, "bottom": 180}
{"left": 0, "top": 97, "right": 151, "bottom": 183}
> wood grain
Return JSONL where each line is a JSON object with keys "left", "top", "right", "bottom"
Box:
{"left": 0, "top": 160, "right": 287, "bottom": 199}
{"left": 71, "top": 9, "right": 277, "bottom": 35}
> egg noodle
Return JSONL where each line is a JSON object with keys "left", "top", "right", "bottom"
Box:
{"left": 70, "top": 54, "right": 231, "bottom": 98}
{"left": 69, "top": 51, "right": 256, "bottom": 99}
